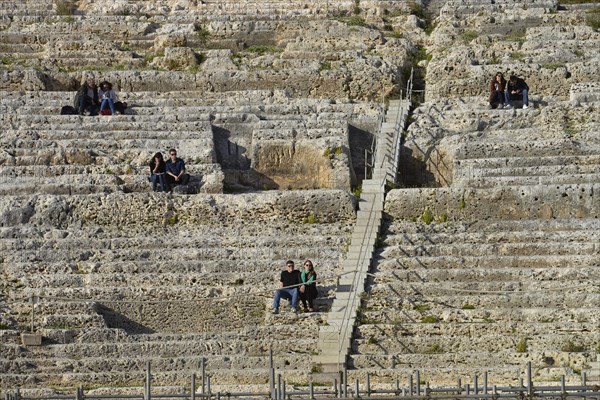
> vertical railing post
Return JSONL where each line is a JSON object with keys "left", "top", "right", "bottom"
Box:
{"left": 409, "top": 375, "right": 413, "bottom": 396}
{"left": 191, "top": 373, "right": 196, "bottom": 400}
{"left": 527, "top": 361, "right": 533, "bottom": 399}
{"left": 484, "top": 372, "right": 488, "bottom": 395}
{"left": 415, "top": 370, "right": 420, "bottom": 396}
{"left": 282, "top": 380, "right": 286, "bottom": 400}
{"left": 474, "top": 374, "right": 478, "bottom": 394}
{"left": 201, "top": 358, "right": 206, "bottom": 395}
{"left": 343, "top": 368, "right": 348, "bottom": 397}
{"left": 269, "top": 347, "right": 274, "bottom": 400}
{"left": 334, "top": 378, "right": 338, "bottom": 398}
{"left": 145, "top": 361, "right": 151, "bottom": 400}
{"left": 277, "top": 374, "right": 282, "bottom": 400}
{"left": 366, "top": 373, "right": 370, "bottom": 397}
{"left": 309, "top": 382, "right": 314, "bottom": 399}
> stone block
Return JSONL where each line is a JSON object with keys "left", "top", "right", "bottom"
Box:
{"left": 21, "top": 333, "right": 42, "bottom": 346}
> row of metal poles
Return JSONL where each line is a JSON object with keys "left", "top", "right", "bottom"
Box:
{"left": 4, "top": 361, "right": 600, "bottom": 400}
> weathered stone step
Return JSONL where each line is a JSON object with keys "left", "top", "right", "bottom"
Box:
{"left": 455, "top": 139, "right": 600, "bottom": 159}
{"left": 361, "top": 304, "right": 599, "bottom": 322}
{"left": 370, "top": 267, "right": 600, "bottom": 285}
{"left": 454, "top": 156, "right": 600, "bottom": 179}
{"left": 0, "top": 336, "right": 317, "bottom": 361}
{"left": 0, "top": 353, "right": 311, "bottom": 376}
{"left": 384, "top": 185, "right": 599, "bottom": 222}
{"left": 348, "top": 350, "right": 594, "bottom": 370}
{"left": 375, "top": 254, "right": 599, "bottom": 271}
{"left": 3, "top": 126, "right": 214, "bottom": 140}
{"left": 455, "top": 159, "right": 600, "bottom": 177}
{"left": 380, "top": 241, "right": 597, "bottom": 258}
{"left": 353, "top": 332, "right": 598, "bottom": 354}
{"left": 0, "top": 117, "right": 214, "bottom": 131}
{"left": 5, "top": 244, "right": 346, "bottom": 265}
{"left": 457, "top": 173, "right": 600, "bottom": 188}
{"left": 354, "top": 321, "right": 598, "bottom": 338}
{"left": 382, "top": 228, "right": 600, "bottom": 245}
{"left": 5, "top": 258, "right": 342, "bottom": 276}
{"left": 384, "top": 218, "right": 600, "bottom": 234}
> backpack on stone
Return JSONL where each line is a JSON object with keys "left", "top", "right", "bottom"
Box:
{"left": 60, "top": 105, "right": 78, "bottom": 115}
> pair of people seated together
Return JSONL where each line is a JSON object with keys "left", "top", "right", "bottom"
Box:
{"left": 75, "top": 78, "right": 122, "bottom": 115}
{"left": 149, "top": 148, "right": 190, "bottom": 192}
{"left": 489, "top": 72, "right": 529, "bottom": 109}
{"left": 272, "top": 260, "right": 318, "bottom": 314}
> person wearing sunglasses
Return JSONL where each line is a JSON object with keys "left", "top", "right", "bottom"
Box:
{"left": 165, "top": 148, "right": 190, "bottom": 188}
{"left": 299, "top": 260, "right": 318, "bottom": 312}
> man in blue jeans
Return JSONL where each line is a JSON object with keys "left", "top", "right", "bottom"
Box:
{"left": 272, "top": 260, "right": 301, "bottom": 314}
{"left": 165, "top": 148, "right": 190, "bottom": 188}
{"left": 505, "top": 75, "right": 529, "bottom": 109}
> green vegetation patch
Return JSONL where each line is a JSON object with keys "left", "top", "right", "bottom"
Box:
{"left": 245, "top": 45, "right": 283, "bottom": 55}
{"left": 586, "top": 6, "right": 600, "bottom": 30}
{"left": 54, "top": 0, "right": 75, "bottom": 15}
{"left": 459, "top": 30, "right": 479, "bottom": 44}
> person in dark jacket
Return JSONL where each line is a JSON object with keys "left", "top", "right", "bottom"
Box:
{"left": 489, "top": 72, "right": 507, "bottom": 109}
{"left": 74, "top": 78, "right": 99, "bottom": 115}
{"left": 505, "top": 75, "right": 529, "bottom": 109}
{"left": 149, "top": 152, "right": 169, "bottom": 192}
{"left": 165, "top": 148, "right": 190, "bottom": 187}
{"left": 272, "top": 260, "right": 301, "bottom": 314}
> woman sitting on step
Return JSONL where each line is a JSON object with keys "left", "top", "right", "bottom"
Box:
{"left": 299, "top": 260, "right": 318, "bottom": 312}
{"left": 98, "top": 81, "right": 119, "bottom": 115}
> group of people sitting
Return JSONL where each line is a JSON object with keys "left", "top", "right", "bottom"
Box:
{"left": 489, "top": 72, "right": 530, "bottom": 109}
{"left": 272, "top": 260, "right": 319, "bottom": 314}
{"left": 73, "top": 77, "right": 125, "bottom": 116}
{"left": 149, "top": 148, "right": 191, "bottom": 192}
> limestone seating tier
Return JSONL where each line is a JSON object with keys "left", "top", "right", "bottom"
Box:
{"left": 426, "top": 1, "right": 599, "bottom": 101}
{"left": 354, "top": 323, "right": 600, "bottom": 352}
{"left": 1, "top": 191, "right": 354, "bottom": 389}
{"left": 349, "top": 184, "right": 599, "bottom": 383}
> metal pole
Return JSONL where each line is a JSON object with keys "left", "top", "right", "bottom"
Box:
{"left": 201, "top": 359, "right": 206, "bottom": 395}
{"left": 343, "top": 368, "right": 348, "bottom": 398}
{"left": 484, "top": 372, "right": 488, "bottom": 395}
{"left": 269, "top": 347, "right": 274, "bottom": 400}
{"left": 334, "top": 378, "right": 338, "bottom": 397}
{"left": 355, "top": 379, "right": 359, "bottom": 398}
{"left": 309, "top": 382, "right": 314, "bottom": 399}
{"left": 145, "top": 361, "right": 151, "bottom": 400}
{"left": 282, "top": 380, "right": 286, "bottom": 400}
{"left": 466, "top": 384, "right": 470, "bottom": 395}
{"left": 191, "top": 373, "right": 196, "bottom": 400}
{"left": 527, "top": 361, "right": 533, "bottom": 399}
{"left": 277, "top": 374, "right": 281, "bottom": 400}
{"left": 409, "top": 375, "right": 413, "bottom": 396}
{"left": 560, "top": 376, "right": 566, "bottom": 394}
{"left": 366, "top": 373, "right": 370, "bottom": 397}
{"left": 416, "top": 370, "right": 420, "bottom": 396}
{"left": 474, "top": 374, "right": 478, "bottom": 394}
{"left": 207, "top": 375, "right": 211, "bottom": 395}
{"left": 581, "top": 371, "right": 587, "bottom": 386}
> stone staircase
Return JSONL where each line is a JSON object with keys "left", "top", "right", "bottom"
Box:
{"left": 312, "top": 98, "right": 410, "bottom": 373}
